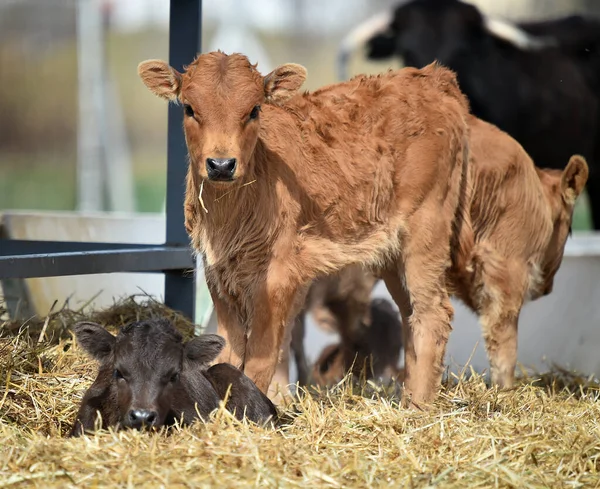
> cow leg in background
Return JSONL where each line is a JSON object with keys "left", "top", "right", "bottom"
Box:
{"left": 381, "top": 270, "right": 412, "bottom": 380}
{"left": 291, "top": 310, "right": 310, "bottom": 386}
{"left": 269, "top": 313, "right": 297, "bottom": 402}
{"left": 481, "top": 311, "right": 520, "bottom": 388}
{"left": 209, "top": 286, "right": 245, "bottom": 370}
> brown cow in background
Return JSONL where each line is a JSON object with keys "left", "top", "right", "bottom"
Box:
{"left": 290, "top": 265, "right": 379, "bottom": 386}
{"left": 286, "top": 265, "right": 403, "bottom": 388}
{"left": 311, "top": 298, "right": 404, "bottom": 387}
{"left": 138, "top": 51, "right": 471, "bottom": 408}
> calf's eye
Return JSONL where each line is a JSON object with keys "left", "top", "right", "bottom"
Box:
{"left": 184, "top": 104, "right": 194, "bottom": 117}
{"left": 114, "top": 369, "right": 124, "bottom": 380}
{"left": 248, "top": 105, "right": 261, "bottom": 120}
{"left": 170, "top": 372, "right": 180, "bottom": 383}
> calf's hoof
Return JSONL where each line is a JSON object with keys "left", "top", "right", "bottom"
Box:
{"left": 267, "top": 383, "right": 293, "bottom": 406}
{"left": 401, "top": 387, "right": 437, "bottom": 411}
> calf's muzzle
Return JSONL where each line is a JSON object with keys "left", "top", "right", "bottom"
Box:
{"left": 206, "top": 157, "right": 237, "bottom": 181}
{"left": 126, "top": 409, "right": 159, "bottom": 430}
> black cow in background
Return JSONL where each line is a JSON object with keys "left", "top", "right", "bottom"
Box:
{"left": 338, "top": 0, "right": 600, "bottom": 230}
{"left": 519, "top": 15, "right": 600, "bottom": 95}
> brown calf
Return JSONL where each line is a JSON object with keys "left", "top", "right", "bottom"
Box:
{"left": 138, "top": 51, "right": 471, "bottom": 407}
{"left": 70, "top": 319, "right": 276, "bottom": 436}
{"left": 445, "top": 116, "right": 588, "bottom": 388}
{"left": 312, "top": 298, "right": 404, "bottom": 387}
{"left": 303, "top": 116, "right": 587, "bottom": 391}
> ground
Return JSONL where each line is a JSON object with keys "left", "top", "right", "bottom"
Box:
{"left": 1, "top": 298, "right": 599, "bottom": 488}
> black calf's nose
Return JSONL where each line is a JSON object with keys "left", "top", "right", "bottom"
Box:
{"left": 128, "top": 409, "right": 158, "bottom": 429}
{"left": 206, "top": 157, "right": 237, "bottom": 180}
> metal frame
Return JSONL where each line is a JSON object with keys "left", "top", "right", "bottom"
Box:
{"left": 0, "top": 0, "right": 202, "bottom": 320}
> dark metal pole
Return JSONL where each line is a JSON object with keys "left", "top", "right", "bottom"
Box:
{"left": 164, "top": 0, "right": 202, "bottom": 320}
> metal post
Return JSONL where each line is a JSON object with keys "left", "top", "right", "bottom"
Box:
{"left": 100, "top": 1, "right": 135, "bottom": 213}
{"left": 164, "top": 0, "right": 202, "bottom": 321}
{"left": 76, "top": 0, "right": 105, "bottom": 211}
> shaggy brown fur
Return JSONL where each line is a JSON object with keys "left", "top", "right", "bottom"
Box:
{"left": 138, "top": 51, "right": 471, "bottom": 408}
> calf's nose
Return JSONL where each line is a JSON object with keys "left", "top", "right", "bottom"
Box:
{"left": 127, "top": 409, "right": 158, "bottom": 429}
{"left": 206, "top": 157, "right": 237, "bottom": 181}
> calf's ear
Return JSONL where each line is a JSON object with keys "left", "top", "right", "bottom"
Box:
{"left": 72, "top": 322, "right": 115, "bottom": 362}
{"left": 562, "top": 155, "right": 589, "bottom": 204}
{"left": 137, "top": 59, "right": 182, "bottom": 102}
{"left": 184, "top": 334, "right": 226, "bottom": 367}
{"left": 264, "top": 64, "right": 307, "bottom": 105}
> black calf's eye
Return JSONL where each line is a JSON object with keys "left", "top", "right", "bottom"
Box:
{"left": 170, "top": 372, "right": 180, "bottom": 383}
{"left": 114, "top": 369, "right": 124, "bottom": 380}
{"left": 184, "top": 104, "right": 194, "bottom": 117}
{"left": 249, "top": 105, "right": 261, "bottom": 120}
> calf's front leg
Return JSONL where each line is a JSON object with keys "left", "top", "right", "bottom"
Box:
{"left": 269, "top": 317, "right": 296, "bottom": 402}
{"left": 482, "top": 311, "right": 519, "bottom": 388}
{"left": 469, "top": 250, "right": 526, "bottom": 388}
{"left": 243, "top": 273, "right": 307, "bottom": 397}
{"left": 209, "top": 285, "right": 245, "bottom": 370}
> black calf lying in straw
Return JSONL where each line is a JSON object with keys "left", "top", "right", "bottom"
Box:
{"left": 70, "top": 318, "right": 277, "bottom": 436}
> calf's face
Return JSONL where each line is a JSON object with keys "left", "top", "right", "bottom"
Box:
{"left": 73, "top": 320, "right": 225, "bottom": 431}
{"left": 137, "top": 53, "right": 306, "bottom": 185}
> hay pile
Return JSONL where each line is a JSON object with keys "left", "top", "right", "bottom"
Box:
{"left": 1, "top": 297, "right": 599, "bottom": 488}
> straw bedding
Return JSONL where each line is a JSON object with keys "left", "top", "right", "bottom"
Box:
{"left": 1, "top": 296, "right": 599, "bottom": 488}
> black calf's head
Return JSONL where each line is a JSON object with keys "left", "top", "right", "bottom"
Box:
{"left": 73, "top": 319, "right": 224, "bottom": 430}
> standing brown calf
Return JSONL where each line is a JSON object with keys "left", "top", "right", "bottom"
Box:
{"left": 304, "top": 116, "right": 587, "bottom": 390}
{"left": 138, "top": 51, "right": 471, "bottom": 408}
{"left": 445, "top": 116, "right": 588, "bottom": 388}
{"left": 70, "top": 319, "right": 277, "bottom": 436}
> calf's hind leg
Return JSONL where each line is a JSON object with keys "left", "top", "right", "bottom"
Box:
{"left": 384, "top": 263, "right": 453, "bottom": 408}
{"left": 387, "top": 219, "right": 454, "bottom": 408}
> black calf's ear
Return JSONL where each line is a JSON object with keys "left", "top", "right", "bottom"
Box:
{"left": 184, "top": 334, "right": 226, "bottom": 367}
{"left": 72, "top": 321, "right": 115, "bottom": 362}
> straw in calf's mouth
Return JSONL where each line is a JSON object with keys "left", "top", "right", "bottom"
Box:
{"left": 198, "top": 179, "right": 258, "bottom": 212}
{"left": 199, "top": 180, "right": 209, "bottom": 214}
